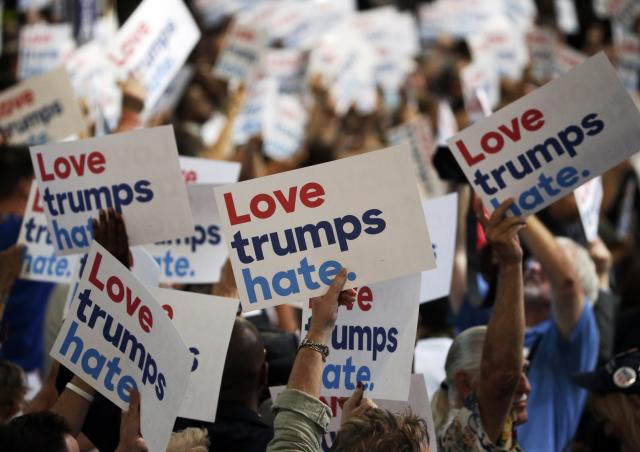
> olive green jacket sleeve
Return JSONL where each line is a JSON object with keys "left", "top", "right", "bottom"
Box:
{"left": 267, "top": 388, "right": 331, "bottom": 452}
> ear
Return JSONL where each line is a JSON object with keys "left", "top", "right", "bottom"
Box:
{"left": 453, "top": 370, "right": 473, "bottom": 405}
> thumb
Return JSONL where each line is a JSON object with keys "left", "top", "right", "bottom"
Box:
{"left": 325, "top": 268, "right": 348, "bottom": 301}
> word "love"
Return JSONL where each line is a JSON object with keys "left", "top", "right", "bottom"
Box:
{"left": 36, "top": 151, "right": 106, "bottom": 181}
{"left": 224, "top": 182, "right": 325, "bottom": 226}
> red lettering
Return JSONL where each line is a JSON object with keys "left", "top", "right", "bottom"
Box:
{"left": 454, "top": 140, "right": 485, "bottom": 166}
{"left": 139, "top": 305, "right": 153, "bottom": 333}
{"left": 357, "top": 287, "right": 373, "bottom": 311}
{"left": 497, "top": 117, "right": 522, "bottom": 142}
{"left": 225, "top": 192, "right": 251, "bottom": 225}
{"left": 522, "top": 108, "right": 545, "bottom": 131}
{"left": 36, "top": 151, "right": 107, "bottom": 181}
{"left": 162, "top": 304, "right": 174, "bottom": 319}
{"left": 273, "top": 187, "right": 297, "bottom": 213}
{"left": 54, "top": 157, "right": 71, "bottom": 178}
{"left": 300, "top": 183, "right": 325, "bottom": 208}
{"left": 33, "top": 188, "right": 44, "bottom": 213}
{"left": 124, "top": 287, "right": 142, "bottom": 317}
{"left": 250, "top": 193, "right": 276, "bottom": 219}
{"left": 36, "top": 153, "right": 55, "bottom": 181}
{"left": 88, "top": 252, "right": 105, "bottom": 290}
{"left": 107, "top": 276, "right": 125, "bottom": 303}
{"left": 87, "top": 151, "right": 106, "bottom": 174}
{"left": 481, "top": 131, "right": 504, "bottom": 154}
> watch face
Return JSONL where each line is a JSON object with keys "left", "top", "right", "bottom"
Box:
{"left": 613, "top": 367, "right": 637, "bottom": 389}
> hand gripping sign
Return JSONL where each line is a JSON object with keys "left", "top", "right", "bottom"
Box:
{"left": 51, "top": 241, "right": 191, "bottom": 452}
{"left": 30, "top": 125, "right": 194, "bottom": 256}
{"left": 447, "top": 52, "right": 640, "bottom": 216}
{"left": 214, "top": 144, "right": 435, "bottom": 311}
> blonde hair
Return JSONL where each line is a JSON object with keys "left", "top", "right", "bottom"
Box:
{"left": 166, "top": 427, "right": 210, "bottom": 452}
{"left": 431, "top": 326, "right": 486, "bottom": 434}
{"left": 589, "top": 393, "right": 640, "bottom": 450}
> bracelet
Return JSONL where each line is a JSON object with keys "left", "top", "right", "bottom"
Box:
{"left": 66, "top": 382, "right": 95, "bottom": 403}
{"left": 299, "top": 338, "right": 330, "bottom": 362}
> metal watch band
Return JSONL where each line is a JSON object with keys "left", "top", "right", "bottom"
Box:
{"left": 299, "top": 338, "right": 330, "bottom": 362}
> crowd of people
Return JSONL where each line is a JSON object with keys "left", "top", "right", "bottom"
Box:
{"left": 1, "top": 0, "right": 640, "bottom": 451}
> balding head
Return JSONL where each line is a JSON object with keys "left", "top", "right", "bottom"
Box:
{"left": 219, "top": 317, "right": 267, "bottom": 410}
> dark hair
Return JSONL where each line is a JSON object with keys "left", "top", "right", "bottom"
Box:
{"left": 0, "top": 145, "right": 33, "bottom": 202}
{"left": 0, "top": 360, "right": 27, "bottom": 422}
{"left": 4, "top": 412, "right": 72, "bottom": 452}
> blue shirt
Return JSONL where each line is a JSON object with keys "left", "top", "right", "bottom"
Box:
{"left": 517, "top": 302, "right": 599, "bottom": 452}
{"left": 0, "top": 215, "right": 54, "bottom": 372}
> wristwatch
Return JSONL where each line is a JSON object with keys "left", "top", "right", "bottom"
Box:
{"left": 299, "top": 338, "right": 330, "bottom": 362}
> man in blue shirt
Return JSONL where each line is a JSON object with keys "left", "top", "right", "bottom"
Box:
{"left": 517, "top": 216, "right": 599, "bottom": 452}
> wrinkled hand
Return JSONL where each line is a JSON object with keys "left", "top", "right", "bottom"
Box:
{"left": 340, "top": 383, "right": 377, "bottom": 426}
{"left": 475, "top": 198, "right": 525, "bottom": 265}
{"left": 0, "top": 244, "right": 24, "bottom": 295}
{"left": 115, "top": 389, "right": 148, "bottom": 452}
{"left": 92, "top": 209, "right": 131, "bottom": 269}
{"left": 308, "top": 268, "right": 356, "bottom": 342}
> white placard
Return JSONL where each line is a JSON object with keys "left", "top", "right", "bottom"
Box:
{"left": 18, "top": 23, "right": 76, "bottom": 80}
{"left": 213, "top": 23, "right": 268, "bottom": 83}
{"left": 301, "top": 274, "right": 421, "bottom": 400}
{"left": 30, "top": 125, "right": 194, "bottom": 255}
{"left": 145, "top": 185, "right": 228, "bottom": 283}
{"left": 106, "top": 0, "right": 201, "bottom": 110}
{"left": 150, "top": 288, "right": 238, "bottom": 422}
{"left": 420, "top": 193, "right": 458, "bottom": 303}
{"left": 215, "top": 145, "right": 435, "bottom": 311}
{"left": 574, "top": 176, "right": 603, "bottom": 242}
{"left": 447, "top": 53, "right": 640, "bottom": 216}
{"left": 179, "top": 156, "right": 241, "bottom": 185}
{"left": 0, "top": 67, "right": 85, "bottom": 145}
{"left": 263, "top": 94, "right": 307, "bottom": 161}
{"left": 51, "top": 241, "right": 191, "bottom": 452}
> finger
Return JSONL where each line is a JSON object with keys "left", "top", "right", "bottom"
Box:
{"left": 129, "top": 388, "right": 141, "bottom": 417}
{"left": 115, "top": 211, "right": 129, "bottom": 249}
{"left": 474, "top": 198, "right": 489, "bottom": 229}
{"left": 106, "top": 208, "right": 116, "bottom": 251}
{"left": 337, "top": 397, "right": 349, "bottom": 408}
{"left": 349, "top": 383, "right": 364, "bottom": 405}
{"left": 360, "top": 397, "right": 378, "bottom": 410}
{"left": 491, "top": 216, "right": 527, "bottom": 237}
{"left": 325, "top": 268, "right": 348, "bottom": 301}
{"left": 488, "top": 198, "right": 515, "bottom": 228}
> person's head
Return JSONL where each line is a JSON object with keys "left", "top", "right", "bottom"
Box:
{"left": 219, "top": 317, "right": 267, "bottom": 411}
{"left": 0, "top": 361, "right": 28, "bottom": 424}
{"left": 574, "top": 350, "right": 640, "bottom": 450}
{"left": 3, "top": 412, "right": 79, "bottom": 452}
{"left": 331, "top": 408, "right": 430, "bottom": 452}
{"left": 0, "top": 145, "right": 33, "bottom": 215}
{"left": 524, "top": 237, "right": 598, "bottom": 328}
{"left": 167, "top": 427, "right": 210, "bottom": 452}
{"left": 431, "top": 326, "right": 530, "bottom": 431}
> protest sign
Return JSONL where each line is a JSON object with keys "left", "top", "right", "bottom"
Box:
{"left": 144, "top": 65, "right": 194, "bottom": 123}
{"left": 30, "top": 125, "right": 194, "bottom": 255}
{"left": 145, "top": 185, "right": 229, "bottom": 283}
{"left": 461, "top": 61, "right": 500, "bottom": 123}
{"left": 0, "top": 67, "right": 85, "bottom": 145}
{"left": 233, "top": 78, "right": 277, "bottom": 145}
{"left": 301, "top": 274, "right": 421, "bottom": 400}
{"left": 263, "top": 94, "right": 307, "bottom": 161}
{"left": 213, "top": 23, "right": 268, "bottom": 84}
{"left": 17, "top": 184, "right": 79, "bottom": 283}
{"left": 420, "top": 193, "right": 458, "bottom": 303}
{"left": 215, "top": 144, "right": 435, "bottom": 310}
{"left": 18, "top": 23, "right": 76, "bottom": 80}
{"left": 105, "top": 0, "right": 201, "bottom": 110}
{"left": 526, "top": 27, "right": 557, "bottom": 83}
{"left": 150, "top": 288, "right": 238, "bottom": 422}
{"left": 447, "top": 52, "right": 640, "bottom": 216}
{"left": 553, "top": 44, "right": 587, "bottom": 77}
{"left": 269, "top": 374, "right": 436, "bottom": 451}
{"left": 51, "top": 241, "right": 191, "bottom": 452}
{"left": 262, "top": 49, "right": 307, "bottom": 93}
{"left": 179, "top": 156, "right": 241, "bottom": 185}
{"left": 574, "top": 176, "right": 603, "bottom": 242}
{"left": 615, "top": 32, "right": 640, "bottom": 93}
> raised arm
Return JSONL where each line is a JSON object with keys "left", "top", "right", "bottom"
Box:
{"left": 520, "top": 214, "right": 583, "bottom": 339}
{"left": 475, "top": 199, "right": 525, "bottom": 443}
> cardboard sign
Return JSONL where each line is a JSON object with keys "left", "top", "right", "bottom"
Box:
{"left": 527, "top": 27, "right": 557, "bottom": 83}
{"left": 615, "top": 32, "right": 640, "bottom": 93}
{"left": 51, "top": 241, "right": 191, "bottom": 452}
{"left": 269, "top": 373, "right": 436, "bottom": 451}
{"left": 233, "top": 78, "right": 277, "bottom": 145}
{"left": 150, "top": 288, "right": 238, "bottom": 422}
{"left": 0, "top": 67, "right": 85, "bottom": 145}
{"left": 574, "top": 176, "right": 603, "bottom": 242}
{"left": 447, "top": 53, "right": 640, "bottom": 216}
{"left": 553, "top": 44, "right": 587, "bottom": 77}
{"left": 17, "top": 184, "right": 79, "bottom": 283}
{"left": 263, "top": 94, "right": 307, "bottom": 161}
{"left": 262, "top": 49, "right": 307, "bottom": 93}
{"left": 461, "top": 61, "right": 500, "bottom": 123}
{"left": 106, "top": 0, "right": 201, "bottom": 110}
{"left": 301, "top": 274, "right": 420, "bottom": 400}
{"left": 179, "top": 156, "right": 241, "bottom": 185}
{"left": 145, "top": 185, "right": 228, "bottom": 283}
{"left": 18, "top": 23, "right": 76, "bottom": 80}
{"left": 420, "top": 194, "right": 458, "bottom": 303}
{"left": 30, "top": 125, "right": 194, "bottom": 255}
{"left": 213, "top": 23, "right": 268, "bottom": 84}
{"left": 215, "top": 145, "right": 435, "bottom": 310}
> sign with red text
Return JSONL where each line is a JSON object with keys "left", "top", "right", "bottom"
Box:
{"left": 301, "top": 274, "right": 421, "bottom": 400}
{"left": 150, "top": 288, "right": 238, "bottom": 422}
{"left": 447, "top": 53, "right": 640, "bottom": 216}
{"left": 213, "top": 23, "right": 268, "bottom": 84}
{"left": 30, "top": 125, "right": 194, "bottom": 255}
{"left": 106, "top": 0, "right": 200, "bottom": 110}
{"left": 421, "top": 193, "right": 458, "bottom": 303}
{"left": 145, "top": 185, "right": 228, "bottom": 283}
{"left": 263, "top": 94, "right": 307, "bottom": 161}
{"left": 262, "top": 49, "right": 307, "bottom": 93}
{"left": 269, "top": 373, "right": 436, "bottom": 451}
{"left": 179, "top": 156, "right": 241, "bottom": 185}
{"left": 18, "top": 184, "right": 79, "bottom": 283}
{"left": 18, "top": 23, "right": 76, "bottom": 80}
{"left": 574, "top": 176, "right": 603, "bottom": 242}
{"left": 553, "top": 44, "right": 586, "bottom": 77}
{"left": 215, "top": 145, "right": 435, "bottom": 310}
{"left": 50, "top": 241, "right": 191, "bottom": 452}
{"left": 0, "top": 67, "right": 85, "bottom": 145}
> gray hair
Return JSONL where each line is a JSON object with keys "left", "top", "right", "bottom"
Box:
{"left": 556, "top": 237, "right": 599, "bottom": 304}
